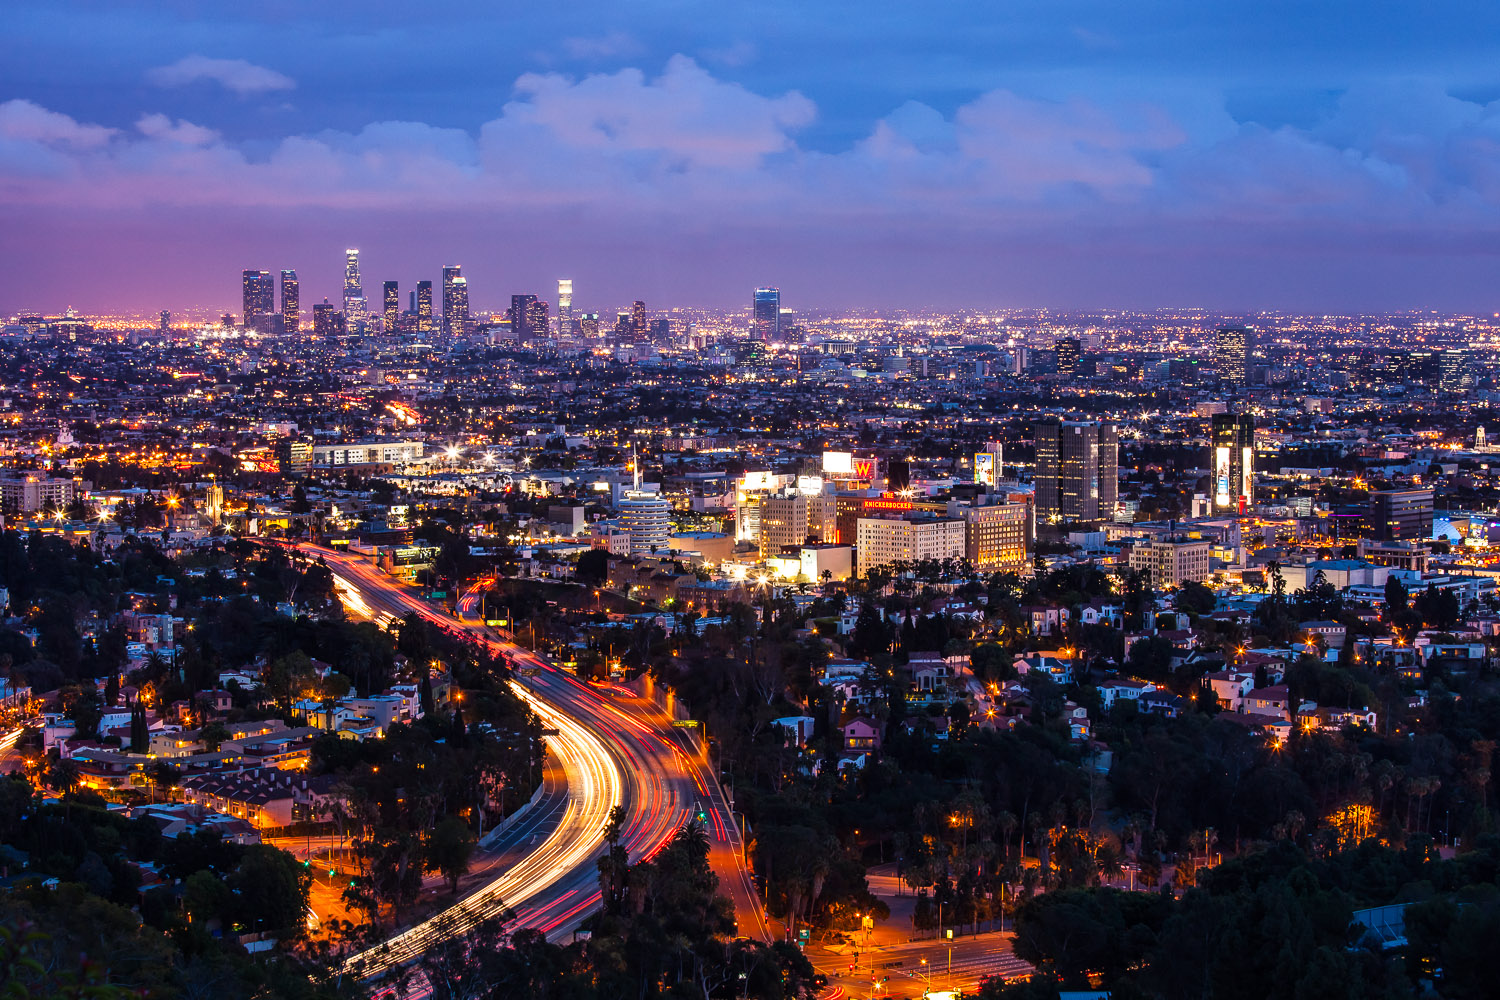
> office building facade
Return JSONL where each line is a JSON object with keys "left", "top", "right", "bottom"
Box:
{"left": 416, "top": 281, "right": 433, "bottom": 334}
{"left": 855, "top": 514, "right": 966, "bottom": 578}
{"left": 1034, "top": 419, "right": 1118, "bottom": 523}
{"left": 343, "top": 249, "right": 366, "bottom": 326}
{"left": 960, "top": 502, "right": 1028, "bottom": 573}
{"left": 1211, "top": 413, "right": 1255, "bottom": 513}
{"left": 1368, "top": 489, "right": 1434, "bottom": 543}
{"left": 382, "top": 281, "right": 399, "bottom": 332}
{"left": 1056, "top": 337, "right": 1081, "bottom": 376}
{"left": 280, "top": 270, "right": 299, "bottom": 334}
{"left": 1128, "top": 536, "right": 1211, "bottom": 588}
{"left": 510, "top": 294, "right": 539, "bottom": 343}
{"left": 241, "top": 270, "right": 274, "bottom": 332}
{"left": 753, "top": 288, "right": 780, "bottom": 341}
{"left": 442, "top": 266, "right": 467, "bottom": 342}
{"left": 757, "top": 492, "right": 836, "bottom": 560}
{"left": 557, "top": 279, "right": 572, "bottom": 337}
{"left": 1216, "top": 326, "right": 1249, "bottom": 386}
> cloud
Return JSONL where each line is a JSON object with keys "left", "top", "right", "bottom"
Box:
{"left": 135, "top": 113, "right": 219, "bottom": 146}
{"left": 493, "top": 56, "right": 815, "bottom": 170}
{"left": 8, "top": 58, "right": 1500, "bottom": 263}
{"left": 0, "top": 99, "right": 116, "bottom": 147}
{"left": 146, "top": 55, "right": 294, "bottom": 95}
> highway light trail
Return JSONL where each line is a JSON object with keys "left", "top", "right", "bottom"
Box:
{"left": 342, "top": 681, "right": 621, "bottom": 978}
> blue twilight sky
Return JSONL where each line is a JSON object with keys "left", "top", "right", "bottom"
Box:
{"left": 5, "top": 0, "right": 1500, "bottom": 315}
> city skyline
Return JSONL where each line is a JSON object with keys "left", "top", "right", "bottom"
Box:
{"left": 8, "top": 2, "right": 1500, "bottom": 313}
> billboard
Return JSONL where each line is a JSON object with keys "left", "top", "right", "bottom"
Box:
{"left": 974, "top": 452, "right": 996, "bottom": 487}
{"left": 852, "top": 457, "right": 877, "bottom": 480}
{"left": 822, "top": 451, "right": 854, "bottom": 475}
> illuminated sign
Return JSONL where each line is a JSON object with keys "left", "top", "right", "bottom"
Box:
{"left": 822, "top": 451, "right": 854, "bottom": 475}
{"left": 852, "top": 457, "right": 876, "bottom": 480}
{"left": 864, "top": 499, "right": 914, "bottom": 512}
{"left": 975, "top": 452, "right": 996, "bottom": 487}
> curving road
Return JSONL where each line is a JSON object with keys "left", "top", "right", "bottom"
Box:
{"left": 302, "top": 545, "right": 767, "bottom": 982}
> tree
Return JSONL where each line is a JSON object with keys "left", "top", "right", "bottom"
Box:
{"left": 427, "top": 815, "right": 477, "bottom": 894}
{"left": 227, "top": 844, "right": 311, "bottom": 937}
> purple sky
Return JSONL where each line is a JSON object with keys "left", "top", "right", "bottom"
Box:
{"left": 5, "top": 1, "right": 1500, "bottom": 316}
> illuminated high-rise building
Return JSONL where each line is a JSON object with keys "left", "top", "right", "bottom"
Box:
{"left": 416, "top": 280, "right": 433, "bottom": 334}
{"left": 510, "top": 294, "right": 539, "bottom": 343}
{"left": 580, "top": 313, "right": 600, "bottom": 338}
{"left": 280, "top": 269, "right": 299, "bottom": 334}
{"left": 383, "top": 281, "right": 399, "bottom": 332}
{"left": 528, "top": 298, "right": 549, "bottom": 343}
{"left": 1440, "top": 348, "right": 1471, "bottom": 393}
{"left": 631, "top": 300, "right": 647, "bottom": 341}
{"left": 1210, "top": 413, "right": 1255, "bottom": 514}
{"left": 343, "top": 249, "right": 367, "bottom": 326}
{"left": 158, "top": 310, "right": 170, "bottom": 333}
{"left": 1056, "top": 337, "right": 1081, "bottom": 376}
{"left": 1034, "top": 419, "right": 1118, "bottom": 523}
{"left": 557, "top": 279, "right": 573, "bottom": 337}
{"left": 442, "top": 266, "right": 467, "bottom": 342}
{"left": 752, "top": 287, "right": 780, "bottom": 341}
{"left": 313, "top": 300, "right": 339, "bottom": 339}
{"left": 241, "top": 269, "right": 274, "bottom": 332}
{"left": 1216, "top": 326, "right": 1249, "bottom": 387}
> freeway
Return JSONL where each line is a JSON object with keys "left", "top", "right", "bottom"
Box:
{"left": 302, "top": 545, "right": 766, "bottom": 981}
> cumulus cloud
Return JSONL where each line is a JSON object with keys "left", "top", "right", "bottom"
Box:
{"left": 0, "top": 99, "right": 116, "bottom": 147}
{"left": 146, "top": 55, "right": 295, "bottom": 95}
{"left": 135, "top": 113, "right": 219, "bottom": 146}
{"left": 494, "top": 56, "right": 815, "bottom": 170}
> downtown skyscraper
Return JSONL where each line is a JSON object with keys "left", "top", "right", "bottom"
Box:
{"left": 752, "top": 287, "right": 780, "bottom": 341}
{"left": 383, "top": 280, "right": 399, "bottom": 332}
{"left": 343, "top": 249, "right": 367, "bottom": 327}
{"left": 442, "top": 265, "right": 468, "bottom": 344}
{"left": 241, "top": 269, "right": 273, "bottom": 332}
{"left": 557, "top": 278, "right": 572, "bottom": 337}
{"left": 416, "top": 280, "right": 433, "bottom": 335}
{"left": 280, "top": 269, "right": 299, "bottom": 334}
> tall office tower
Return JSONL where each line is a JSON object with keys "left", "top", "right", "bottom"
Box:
{"left": 442, "top": 265, "right": 466, "bottom": 341}
{"left": 752, "top": 287, "right": 781, "bottom": 341}
{"left": 280, "top": 269, "right": 299, "bottom": 334}
{"left": 1439, "top": 348, "right": 1471, "bottom": 393}
{"left": 1033, "top": 419, "right": 1118, "bottom": 523}
{"left": 241, "top": 270, "right": 274, "bottom": 332}
{"left": 557, "top": 278, "right": 572, "bottom": 337}
{"left": 631, "top": 300, "right": 647, "bottom": 341}
{"left": 158, "top": 310, "right": 170, "bottom": 333}
{"left": 416, "top": 280, "right": 433, "bottom": 334}
{"left": 510, "top": 294, "right": 538, "bottom": 342}
{"left": 343, "top": 249, "right": 367, "bottom": 325}
{"left": 615, "top": 312, "right": 633, "bottom": 339}
{"left": 528, "top": 298, "right": 549, "bottom": 343}
{"left": 974, "top": 441, "right": 1003, "bottom": 488}
{"left": 448, "top": 276, "right": 469, "bottom": 343}
{"left": 1210, "top": 413, "right": 1255, "bottom": 513}
{"left": 1056, "top": 337, "right": 1081, "bottom": 376}
{"left": 313, "top": 300, "right": 337, "bottom": 338}
{"left": 382, "top": 281, "right": 399, "bottom": 332}
{"left": 580, "top": 313, "right": 600, "bottom": 338}
{"left": 1368, "top": 488, "right": 1434, "bottom": 543}
{"left": 650, "top": 317, "right": 671, "bottom": 343}
{"left": 1216, "top": 326, "right": 1249, "bottom": 387}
